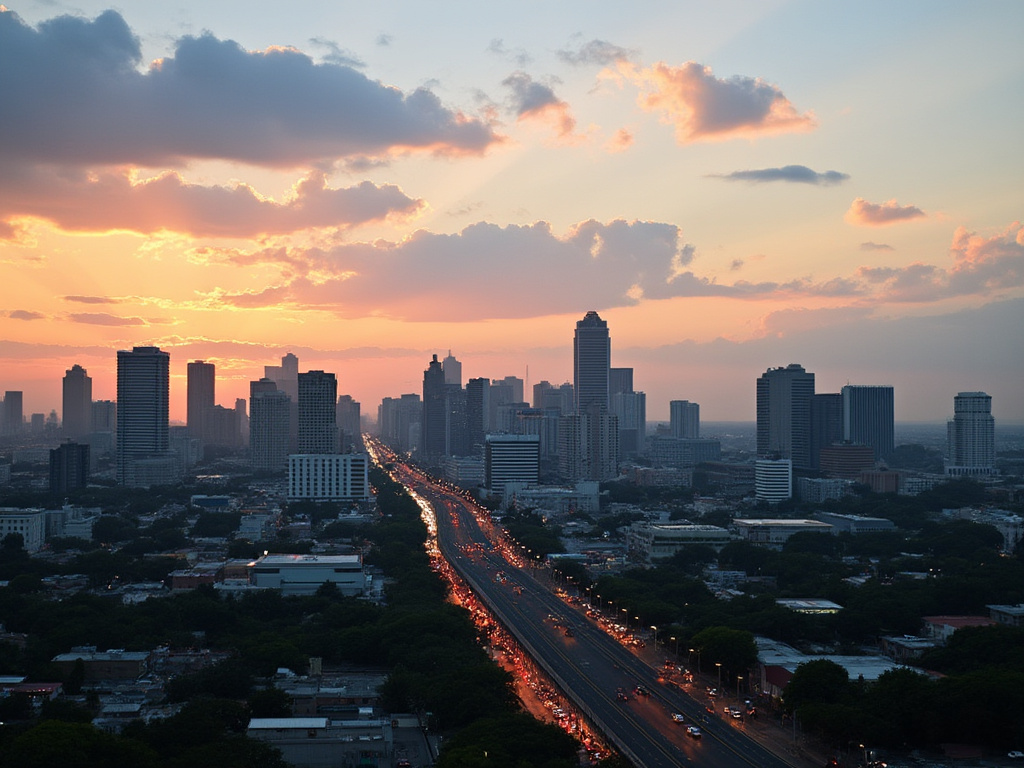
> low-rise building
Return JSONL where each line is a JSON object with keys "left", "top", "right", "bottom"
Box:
{"left": 987, "top": 603, "right": 1024, "bottom": 628}
{"left": 288, "top": 453, "right": 371, "bottom": 502}
{"left": 626, "top": 522, "right": 732, "bottom": 563}
{"left": 52, "top": 647, "right": 150, "bottom": 681}
{"left": 732, "top": 518, "right": 833, "bottom": 547}
{"left": 814, "top": 512, "right": 896, "bottom": 535}
{"left": 247, "top": 717, "right": 392, "bottom": 768}
{"left": 921, "top": 615, "right": 996, "bottom": 644}
{"left": 251, "top": 553, "right": 366, "bottom": 597}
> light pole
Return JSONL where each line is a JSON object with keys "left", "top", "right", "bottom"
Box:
{"left": 715, "top": 662, "right": 722, "bottom": 692}
{"left": 690, "top": 647, "right": 701, "bottom": 674}
{"left": 650, "top": 625, "right": 658, "bottom": 649}
{"left": 860, "top": 743, "right": 868, "bottom": 767}
{"left": 670, "top": 636, "right": 678, "bottom": 659}
{"left": 736, "top": 675, "right": 743, "bottom": 699}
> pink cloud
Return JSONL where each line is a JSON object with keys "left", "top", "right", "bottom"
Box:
{"left": 605, "top": 128, "right": 634, "bottom": 153}
{"left": 845, "top": 198, "right": 926, "bottom": 226}
{"left": 502, "top": 72, "right": 580, "bottom": 141}
{"left": 622, "top": 61, "right": 815, "bottom": 142}
{"left": 0, "top": 169, "right": 423, "bottom": 238}
{"left": 8, "top": 309, "right": 46, "bottom": 321}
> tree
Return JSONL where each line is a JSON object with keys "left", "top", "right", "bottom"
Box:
{"left": 782, "top": 659, "right": 852, "bottom": 714}
{"left": 689, "top": 626, "right": 757, "bottom": 681}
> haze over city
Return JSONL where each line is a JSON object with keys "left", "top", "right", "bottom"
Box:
{"left": 1, "top": 2, "right": 1022, "bottom": 423}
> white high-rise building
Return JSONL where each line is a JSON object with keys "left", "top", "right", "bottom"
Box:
{"left": 946, "top": 392, "right": 995, "bottom": 476}
{"left": 485, "top": 434, "right": 540, "bottom": 492}
{"left": 755, "top": 458, "right": 793, "bottom": 504}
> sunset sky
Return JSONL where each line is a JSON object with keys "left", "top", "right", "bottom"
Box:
{"left": 2, "top": 1, "right": 1022, "bottom": 425}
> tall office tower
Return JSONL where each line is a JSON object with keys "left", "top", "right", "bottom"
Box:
{"left": 235, "top": 398, "right": 249, "bottom": 443}
{"left": 116, "top": 346, "right": 170, "bottom": 486}
{"left": 2, "top": 391, "right": 23, "bottom": 436}
{"left": 485, "top": 434, "right": 540, "bottom": 491}
{"left": 842, "top": 385, "right": 894, "bottom": 461}
{"left": 756, "top": 363, "right": 815, "bottom": 470}
{"left": 186, "top": 360, "right": 216, "bottom": 442}
{"left": 442, "top": 350, "right": 462, "bottom": 387}
{"left": 488, "top": 379, "right": 515, "bottom": 432}
{"left": 558, "top": 406, "right": 619, "bottom": 481}
{"left": 946, "top": 391, "right": 995, "bottom": 476}
{"left": 264, "top": 352, "right": 299, "bottom": 401}
{"left": 298, "top": 370, "right": 338, "bottom": 454}
{"left": 610, "top": 390, "right": 646, "bottom": 458}
{"left": 62, "top": 364, "right": 93, "bottom": 439}
{"left": 497, "top": 376, "right": 525, "bottom": 404}
{"left": 669, "top": 400, "right": 700, "bottom": 439}
{"left": 91, "top": 400, "right": 117, "bottom": 434}
{"left": 250, "top": 378, "right": 291, "bottom": 471}
{"left": 421, "top": 355, "right": 447, "bottom": 458}
{"left": 377, "top": 393, "right": 422, "bottom": 453}
{"left": 609, "top": 367, "right": 633, "bottom": 396}
{"left": 205, "top": 405, "right": 242, "bottom": 448}
{"left": 465, "top": 377, "right": 490, "bottom": 454}
{"left": 336, "top": 395, "right": 362, "bottom": 452}
{"left": 50, "top": 441, "right": 90, "bottom": 493}
{"left": 445, "top": 386, "right": 470, "bottom": 456}
{"left": 810, "top": 393, "right": 843, "bottom": 470}
{"left": 574, "top": 311, "right": 610, "bottom": 414}
{"left": 265, "top": 352, "right": 299, "bottom": 450}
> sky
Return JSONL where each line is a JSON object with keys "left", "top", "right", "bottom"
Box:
{"left": 1, "top": 1, "right": 1022, "bottom": 425}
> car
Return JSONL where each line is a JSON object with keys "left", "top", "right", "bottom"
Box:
{"left": 396, "top": 760, "right": 412, "bottom": 768}
{"left": 1009, "top": 752, "right": 1024, "bottom": 759}
{"left": 634, "top": 685, "right": 650, "bottom": 696}
{"left": 670, "top": 712, "right": 686, "bottom": 723}
{"left": 615, "top": 688, "right": 630, "bottom": 702}
{"left": 686, "top": 725, "right": 702, "bottom": 739}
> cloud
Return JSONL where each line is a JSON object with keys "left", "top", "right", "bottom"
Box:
{"left": 605, "top": 128, "right": 634, "bottom": 153}
{"left": 64, "top": 295, "right": 122, "bottom": 304}
{"left": 8, "top": 310, "right": 46, "bottom": 321}
{"left": 851, "top": 222, "right": 1024, "bottom": 302}
{"left": 712, "top": 165, "right": 848, "bottom": 185}
{"left": 488, "top": 39, "right": 531, "bottom": 67}
{"left": 502, "top": 72, "right": 579, "bottom": 139}
{"left": 845, "top": 198, "right": 926, "bottom": 226}
{"left": 622, "top": 61, "right": 815, "bottom": 142}
{"left": 67, "top": 313, "right": 149, "bottom": 326}
{"left": 308, "top": 37, "right": 366, "bottom": 68}
{"left": 0, "top": 9, "right": 500, "bottom": 169}
{"left": 205, "top": 219, "right": 703, "bottom": 320}
{"left": 860, "top": 242, "right": 894, "bottom": 251}
{"left": 197, "top": 218, "right": 880, "bottom": 321}
{"left": 557, "top": 39, "right": 637, "bottom": 67}
{"left": 0, "top": 168, "right": 423, "bottom": 237}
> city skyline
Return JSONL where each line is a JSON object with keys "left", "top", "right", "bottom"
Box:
{"left": 1, "top": 3, "right": 1022, "bottom": 423}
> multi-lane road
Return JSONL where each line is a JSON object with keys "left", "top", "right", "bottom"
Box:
{"left": 382, "top": 453, "right": 801, "bottom": 768}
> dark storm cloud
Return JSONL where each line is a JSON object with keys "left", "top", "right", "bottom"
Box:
{"left": 0, "top": 9, "right": 500, "bottom": 168}
{"left": 712, "top": 165, "right": 849, "bottom": 185}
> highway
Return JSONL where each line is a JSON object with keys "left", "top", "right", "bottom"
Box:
{"left": 381, "top": 452, "right": 799, "bottom": 768}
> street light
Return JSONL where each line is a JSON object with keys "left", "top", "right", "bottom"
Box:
{"left": 690, "top": 647, "right": 701, "bottom": 674}
{"left": 650, "top": 625, "right": 658, "bottom": 648}
{"left": 715, "top": 662, "right": 722, "bottom": 692}
{"left": 736, "top": 675, "right": 743, "bottom": 699}
{"left": 670, "top": 636, "right": 679, "bottom": 658}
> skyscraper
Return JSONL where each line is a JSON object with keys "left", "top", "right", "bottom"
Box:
{"left": 465, "top": 377, "right": 490, "bottom": 453}
{"left": 187, "top": 360, "right": 216, "bottom": 442}
{"left": 2, "top": 391, "right": 23, "bottom": 436}
{"left": 298, "top": 370, "right": 338, "bottom": 454}
{"left": 250, "top": 378, "right": 291, "bottom": 472}
{"left": 442, "top": 350, "right": 462, "bottom": 387}
{"left": 842, "top": 385, "right": 894, "bottom": 461}
{"left": 336, "top": 394, "right": 362, "bottom": 452}
{"left": 810, "top": 393, "right": 843, "bottom": 470}
{"left": 574, "top": 311, "right": 610, "bottom": 414}
{"left": 669, "top": 400, "right": 700, "bottom": 439}
{"left": 756, "top": 364, "right": 815, "bottom": 470}
{"left": 421, "top": 354, "right": 447, "bottom": 459}
{"left": 946, "top": 391, "right": 995, "bottom": 476}
{"left": 116, "top": 346, "right": 170, "bottom": 486}
{"left": 62, "top": 364, "right": 93, "bottom": 440}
